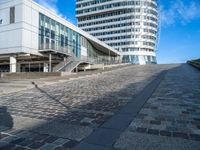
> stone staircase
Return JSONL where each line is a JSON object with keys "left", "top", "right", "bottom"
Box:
{"left": 53, "top": 57, "right": 73, "bottom": 72}
{"left": 63, "top": 61, "right": 82, "bottom": 72}
{"left": 53, "top": 57, "right": 83, "bottom": 73}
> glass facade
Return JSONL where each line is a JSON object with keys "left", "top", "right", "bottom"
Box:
{"left": 76, "top": 0, "right": 158, "bottom": 64}
{"left": 38, "top": 13, "right": 118, "bottom": 64}
{"left": 39, "top": 13, "right": 81, "bottom": 58}
{"left": 123, "top": 55, "right": 157, "bottom": 64}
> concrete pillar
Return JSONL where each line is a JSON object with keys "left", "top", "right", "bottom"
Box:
{"left": 16, "top": 63, "right": 20, "bottom": 72}
{"left": 109, "top": 50, "right": 111, "bottom": 64}
{"left": 43, "top": 63, "right": 48, "bottom": 72}
{"left": 10, "top": 57, "right": 17, "bottom": 72}
{"left": 64, "top": 57, "right": 67, "bottom": 65}
{"left": 139, "top": 56, "right": 146, "bottom": 65}
{"left": 49, "top": 53, "right": 52, "bottom": 72}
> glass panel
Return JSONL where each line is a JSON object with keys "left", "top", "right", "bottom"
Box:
{"left": 45, "top": 38, "right": 50, "bottom": 49}
{"left": 10, "top": 7, "right": 15, "bottom": 24}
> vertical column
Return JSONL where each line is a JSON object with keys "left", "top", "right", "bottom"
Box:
{"left": 109, "top": 50, "right": 110, "bottom": 65}
{"left": 43, "top": 63, "right": 49, "bottom": 72}
{"left": 75, "top": 67, "right": 78, "bottom": 73}
{"left": 16, "top": 63, "right": 21, "bottom": 72}
{"left": 49, "top": 53, "right": 52, "bottom": 72}
{"left": 10, "top": 56, "right": 16, "bottom": 72}
{"left": 64, "top": 57, "right": 67, "bottom": 65}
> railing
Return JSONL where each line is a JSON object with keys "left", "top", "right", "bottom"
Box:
{"left": 39, "top": 44, "right": 77, "bottom": 57}
{"left": 187, "top": 61, "right": 200, "bottom": 70}
{"left": 53, "top": 57, "right": 73, "bottom": 72}
{"left": 39, "top": 44, "right": 122, "bottom": 65}
{"left": 64, "top": 61, "right": 81, "bottom": 72}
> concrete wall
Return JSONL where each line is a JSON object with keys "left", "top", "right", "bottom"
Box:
{"left": 0, "top": 72, "right": 62, "bottom": 79}
{"left": 0, "top": 0, "right": 23, "bottom": 54}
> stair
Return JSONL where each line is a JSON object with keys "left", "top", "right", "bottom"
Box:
{"left": 63, "top": 61, "right": 82, "bottom": 72}
{"left": 53, "top": 57, "right": 73, "bottom": 72}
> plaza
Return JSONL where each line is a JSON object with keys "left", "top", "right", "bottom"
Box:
{"left": 0, "top": 64, "right": 200, "bottom": 150}
{"left": 0, "top": 0, "right": 199, "bottom": 150}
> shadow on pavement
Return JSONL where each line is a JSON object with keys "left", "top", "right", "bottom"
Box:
{"left": 0, "top": 64, "right": 189, "bottom": 149}
{"left": 0, "top": 106, "right": 13, "bottom": 132}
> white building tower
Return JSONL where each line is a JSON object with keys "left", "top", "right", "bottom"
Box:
{"left": 76, "top": 0, "right": 159, "bottom": 64}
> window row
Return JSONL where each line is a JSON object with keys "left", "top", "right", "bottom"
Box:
{"left": 76, "top": 2, "right": 157, "bottom": 15}
{"left": 122, "top": 47, "right": 155, "bottom": 52}
{"left": 89, "top": 28, "right": 157, "bottom": 36}
{"left": 78, "top": 15, "right": 157, "bottom": 27}
{"left": 99, "top": 34, "right": 156, "bottom": 41}
{"left": 78, "top": 9, "right": 157, "bottom": 22}
{"left": 82, "top": 21, "right": 157, "bottom": 32}
{"left": 76, "top": 0, "right": 157, "bottom": 10}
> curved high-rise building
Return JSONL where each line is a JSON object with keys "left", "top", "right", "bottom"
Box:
{"left": 76, "top": 0, "right": 159, "bottom": 64}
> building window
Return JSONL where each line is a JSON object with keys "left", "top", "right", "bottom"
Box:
{"left": 10, "top": 7, "right": 15, "bottom": 24}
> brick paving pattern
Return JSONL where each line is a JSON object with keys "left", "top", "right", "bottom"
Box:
{"left": 1, "top": 64, "right": 199, "bottom": 150}
{"left": 115, "top": 64, "right": 200, "bottom": 150}
{"left": 0, "top": 65, "right": 170, "bottom": 150}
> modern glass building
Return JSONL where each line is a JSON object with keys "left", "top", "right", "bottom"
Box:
{"left": 76, "top": 0, "right": 159, "bottom": 64}
{"left": 0, "top": 0, "right": 120, "bottom": 73}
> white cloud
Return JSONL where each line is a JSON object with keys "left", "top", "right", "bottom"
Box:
{"left": 34, "top": 0, "right": 58, "bottom": 14}
{"left": 159, "top": 0, "right": 200, "bottom": 26}
{"left": 34, "top": 0, "right": 76, "bottom": 24}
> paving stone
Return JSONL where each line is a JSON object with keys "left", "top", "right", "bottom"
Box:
{"left": 52, "top": 138, "right": 70, "bottom": 146}
{"left": 1, "top": 64, "right": 198, "bottom": 149}
{"left": 190, "top": 134, "right": 200, "bottom": 141}
{"left": 85, "top": 128, "right": 121, "bottom": 147}
{"left": 72, "top": 142, "right": 110, "bottom": 150}
{"left": 32, "top": 134, "right": 49, "bottom": 142}
{"left": 17, "top": 139, "right": 33, "bottom": 146}
{"left": 10, "top": 138, "right": 26, "bottom": 145}
{"left": 63, "top": 140, "right": 79, "bottom": 148}
{"left": 172, "top": 132, "right": 189, "bottom": 139}
{"left": 11, "top": 146, "right": 27, "bottom": 150}
{"left": 39, "top": 143, "right": 57, "bottom": 150}
{"left": 102, "top": 114, "right": 133, "bottom": 130}
{"left": 150, "top": 120, "right": 161, "bottom": 125}
{"left": 136, "top": 127, "right": 147, "bottom": 133}
{"left": 0, "top": 133, "right": 9, "bottom": 139}
{"left": 43, "top": 136, "right": 58, "bottom": 143}
{"left": 115, "top": 64, "right": 200, "bottom": 149}
{"left": 2, "top": 136, "right": 19, "bottom": 143}
{"left": 115, "top": 131, "right": 200, "bottom": 150}
{"left": 0, "top": 143, "right": 15, "bottom": 150}
{"left": 160, "top": 130, "right": 172, "bottom": 137}
{"left": 28, "top": 141, "right": 45, "bottom": 149}
{"left": 147, "top": 129, "right": 159, "bottom": 135}
{"left": 52, "top": 146, "right": 66, "bottom": 150}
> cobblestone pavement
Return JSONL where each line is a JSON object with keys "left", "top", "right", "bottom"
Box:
{"left": 115, "top": 64, "right": 200, "bottom": 150}
{"left": 0, "top": 64, "right": 172, "bottom": 150}
{"left": 0, "top": 64, "right": 130, "bottom": 96}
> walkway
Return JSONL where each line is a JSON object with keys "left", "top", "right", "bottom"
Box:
{"left": 0, "top": 64, "right": 199, "bottom": 150}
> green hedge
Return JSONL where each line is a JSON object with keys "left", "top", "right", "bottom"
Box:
{"left": 192, "top": 59, "right": 200, "bottom": 62}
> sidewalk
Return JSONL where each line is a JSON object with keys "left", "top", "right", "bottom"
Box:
{"left": 115, "top": 64, "right": 200, "bottom": 150}
{"left": 0, "top": 64, "right": 199, "bottom": 150}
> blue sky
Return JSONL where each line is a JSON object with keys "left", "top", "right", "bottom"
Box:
{"left": 35, "top": 0, "right": 200, "bottom": 64}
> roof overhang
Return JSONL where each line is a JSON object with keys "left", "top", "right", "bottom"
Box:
{"left": 88, "top": 39, "right": 121, "bottom": 56}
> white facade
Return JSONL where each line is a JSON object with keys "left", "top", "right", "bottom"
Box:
{"left": 0, "top": 0, "right": 120, "bottom": 72}
{"left": 76, "top": 0, "right": 159, "bottom": 64}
